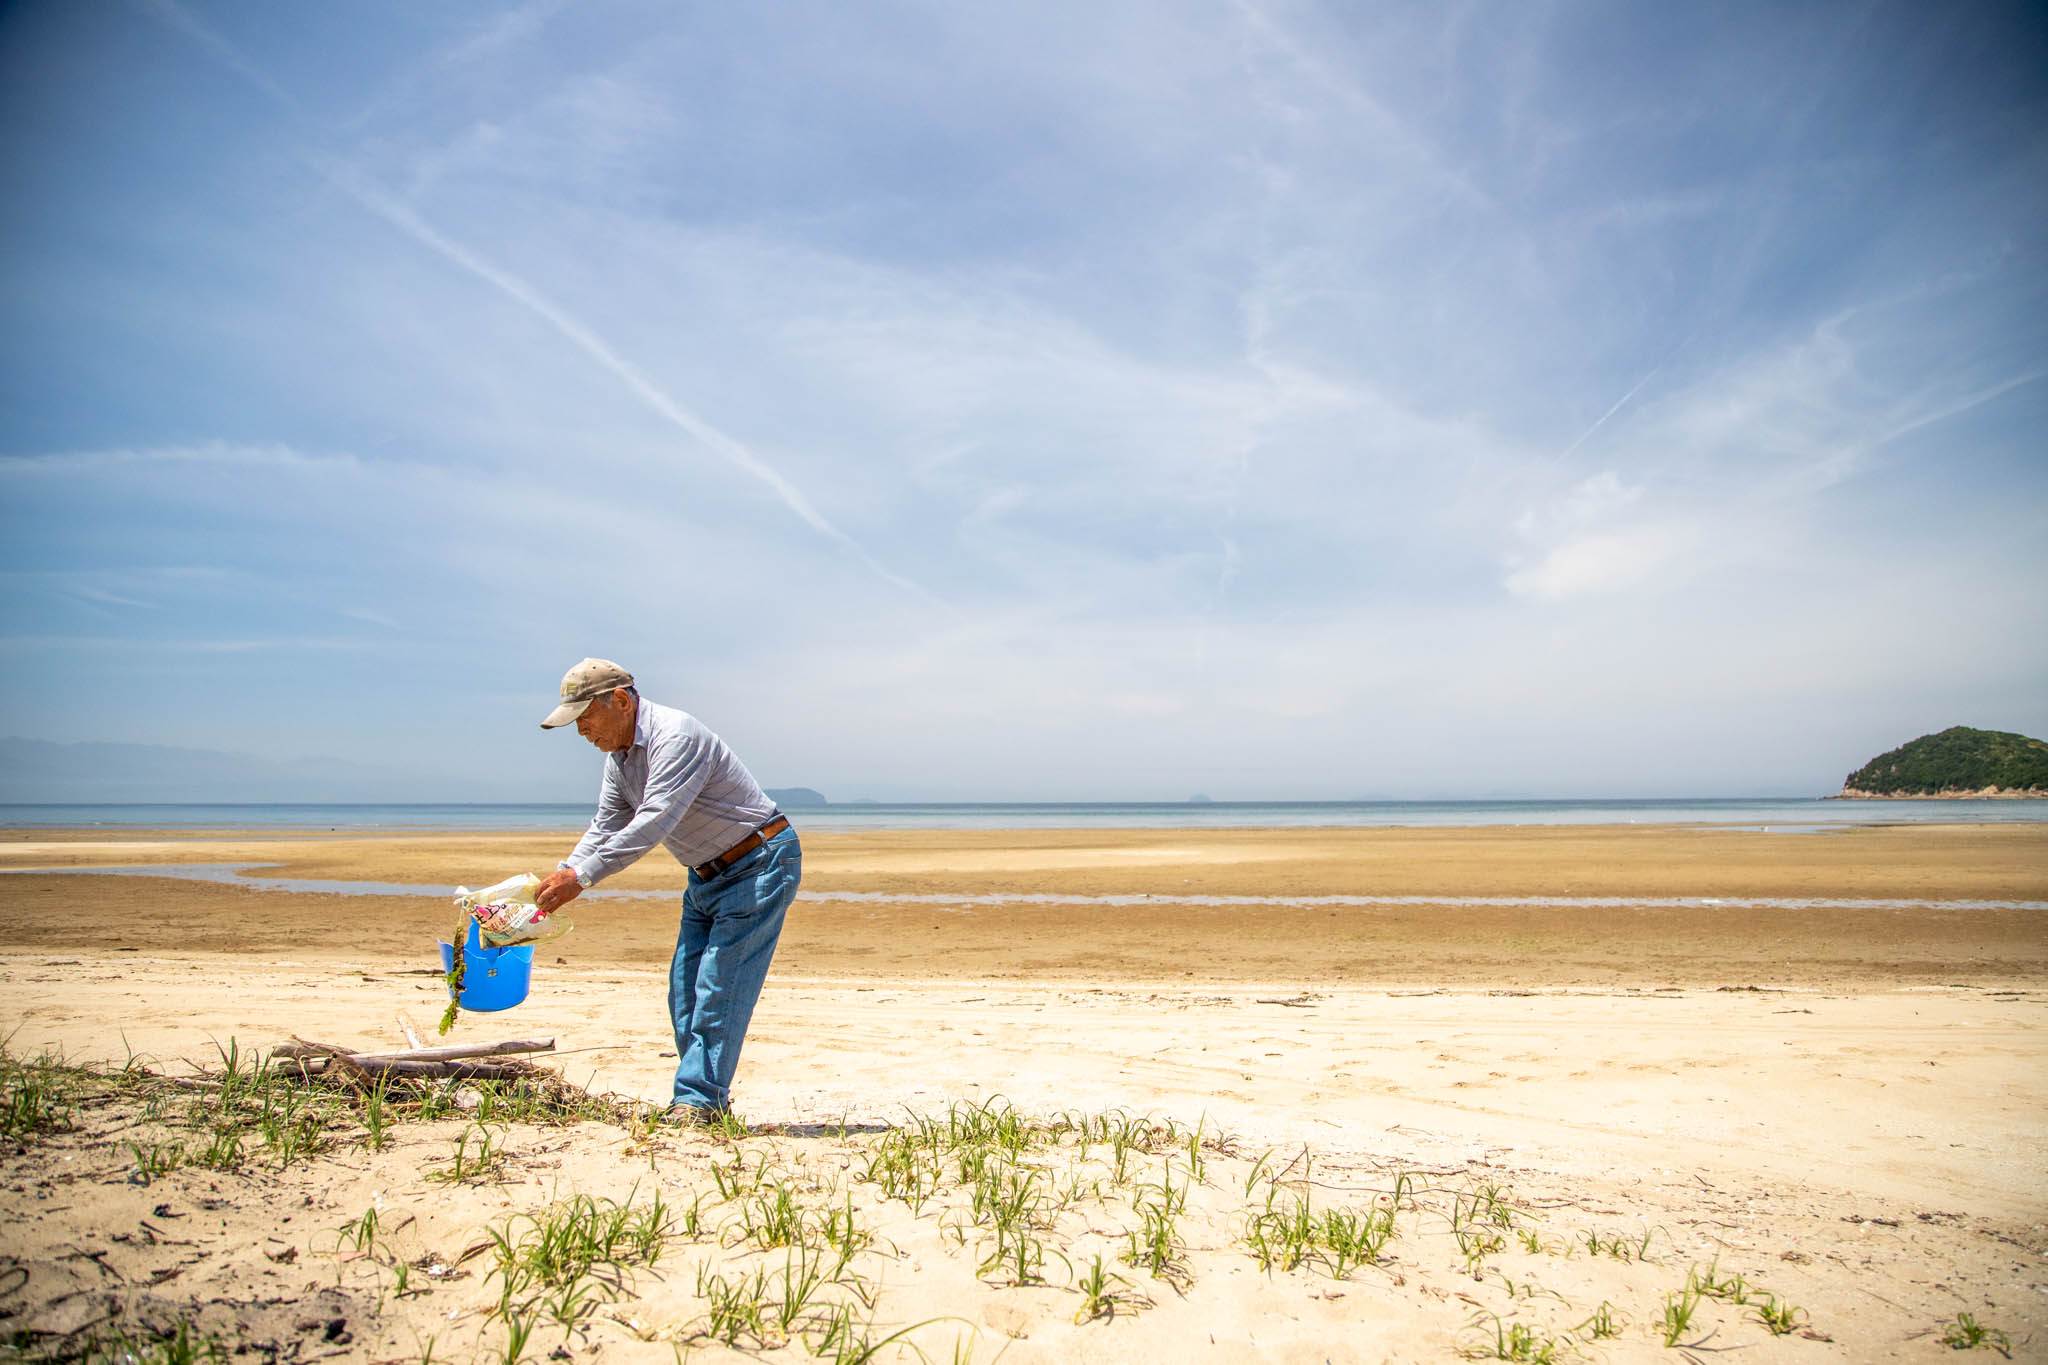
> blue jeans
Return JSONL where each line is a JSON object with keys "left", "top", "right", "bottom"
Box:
{"left": 669, "top": 824, "right": 801, "bottom": 1111}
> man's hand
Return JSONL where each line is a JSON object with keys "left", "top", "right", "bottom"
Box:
{"left": 535, "top": 868, "right": 584, "bottom": 915}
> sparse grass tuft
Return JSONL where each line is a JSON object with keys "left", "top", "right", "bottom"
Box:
{"left": 694, "top": 1264, "right": 773, "bottom": 1347}
{"left": 977, "top": 1215, "right": 1066, "bottom": 1286}
{"left": 1467, "top": 1315, "right": 1562, "bottom": 1362}
{"left": 1243, "top": 1187, "right": 1398, "bottom": 1278}
{"left": 1578, "top": 1226, "right": 1653, "bottom": 1262}
{"left": 820, "top": 1193, "right": 873, "bottom": 1270}
{"left": 338, "top": 1204, "right": 383, "bottom": 1256}
{"left": 808, "top": 1305, "right": 951, "bottom": 1365}
{"left": 1659, "top": 1280, "right": 1704, "bottom": 1348}
{"left": 1, "top": 1047, "right": 84, "bottom": 1144}
{"left": 484, "top": 1190, "right": 675, "bottom": 1329}
{"left": 862, "top": 1128, "right": 939, "bottom": 1211}
{"left": 1691, "top": 1255, "right": 1752, "bottom": 1304}
{"left": 734, "top": 1178, "right": 810, "bottom": 1250}
{"left": 1752, "top": 1294, "right": 1806, "bottom": 1336}
{"left": 125, "top": 1135, "right": 185, "bottom": 1181}
{"left": 1940, "top": 1312, "right": 2013, "bottom": 1354}
{"left": 77, "top": 1318, "right": 228, "bottom": 1365}
{"left": 1577, "top": 1301, "right": 1623, "bottom": 1340}
{"left": 191, "top": 1124, "right": 244, "bottom": 1171}
{"left": 712, "top": 1145, "right": 773, "bottom": 1202}
{"left": 361, "top": 1075, "right": 394, "bottom": 1150}
{"left": 496, "top": 1309, "right": 537, "bottom": 1365}
{"left": 425, "top": 1123, "right": 507, "bottom": 1184}
{"left": 705, "top": 1106, "right": 754, "bottom": 1140}
{"left": 1074, "top": 1254, "right": 1138, "bottom": 1323}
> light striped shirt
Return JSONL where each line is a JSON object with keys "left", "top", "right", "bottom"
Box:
{"left": 562, "top": 697, "right": 779, "bottom": 887}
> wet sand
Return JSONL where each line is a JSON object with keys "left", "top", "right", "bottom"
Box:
{"left": 1, "top": 823, "right": 2042, "bottom": 989}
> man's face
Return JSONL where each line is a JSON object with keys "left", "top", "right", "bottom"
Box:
{"left": 574, "top": 689, "right": 636, "bottom": 753}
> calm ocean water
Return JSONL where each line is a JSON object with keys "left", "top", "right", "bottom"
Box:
{"left": 2, "top": 797, "right": 2045, "bottom": 831}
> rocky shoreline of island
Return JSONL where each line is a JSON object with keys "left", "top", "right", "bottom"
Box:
{"left": 1830, "top": 786, "right": 2048, "bottom": 800}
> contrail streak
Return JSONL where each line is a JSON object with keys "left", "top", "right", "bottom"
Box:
{"left": 1875, "top": 366, "right": 2048, "bottom": 447}
{"left": 1556, "top": 365, "right": 1658, "bottom": 463}
{"left": 141, "top": 0, "right": 928, "bottom": 600}
{"left": 319, "top": 164, "right": 930, "bottom": 598}
{"left": 135, "top": 0, "right": 299, "bottom": 111}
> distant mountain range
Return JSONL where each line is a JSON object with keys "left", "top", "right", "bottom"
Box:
{"left": 1839, "top": 726, "right": 2048, "bottom": 798}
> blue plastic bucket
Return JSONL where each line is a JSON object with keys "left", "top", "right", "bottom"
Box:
{"left": 438, "top": 920, "right": 535, "bottom": 1012}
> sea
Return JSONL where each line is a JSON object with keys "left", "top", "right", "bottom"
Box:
{"left": 3, "top": 797, "right": 2046, "bottom": 832}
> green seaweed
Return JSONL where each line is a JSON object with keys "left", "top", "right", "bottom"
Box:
{"left": 438, "top": 905, "right": 471, "bottom": 1036}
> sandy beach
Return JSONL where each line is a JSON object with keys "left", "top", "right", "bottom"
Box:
{"left": 2, "top": 823, "right": 2043, "bottom": 1361}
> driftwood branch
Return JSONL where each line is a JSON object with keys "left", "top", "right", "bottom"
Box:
{"left": 347, "top": 1040, "right": 555, "bottom": 1066}
{"left": 276, "top": 1038, "right": 552, "bottom": 1065}
{"left": 269, "top": 1035, "right": 557, "bottom": 1086}
{"left": 328, "top": 1055, "right": 535, "bottom": 1083}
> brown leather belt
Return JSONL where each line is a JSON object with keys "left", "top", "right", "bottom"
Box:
{"left": 692, "top": 814, "right": 791, "bottom": 881}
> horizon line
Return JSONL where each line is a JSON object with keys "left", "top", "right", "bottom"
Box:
{"left": 0, "top": 793, "right": 1877, "bottom": 808}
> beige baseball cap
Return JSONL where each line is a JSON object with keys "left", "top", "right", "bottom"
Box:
{"left": 541, "top": 658, "right": 635, "bottom": 729}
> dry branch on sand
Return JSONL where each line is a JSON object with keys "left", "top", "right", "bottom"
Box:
{"left": 273, "top": 1035, "right": 557, "bottom": 1084}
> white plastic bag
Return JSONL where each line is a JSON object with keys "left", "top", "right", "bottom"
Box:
{"left": 455, "top": 872, "right": 574, "bottom": 947}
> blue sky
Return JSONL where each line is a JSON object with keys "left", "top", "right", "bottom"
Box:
{"left": 1, "top": 0, "right": 2043, "bottom": 801}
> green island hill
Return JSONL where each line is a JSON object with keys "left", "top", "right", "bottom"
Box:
{"left": 1835, "top": 725, "right": 2048, "bottom": 798}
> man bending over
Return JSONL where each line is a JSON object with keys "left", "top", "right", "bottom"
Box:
{"left": 534, "top": 658, "right": 801, "bottom": 1125}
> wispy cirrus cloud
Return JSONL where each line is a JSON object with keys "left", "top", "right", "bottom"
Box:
{"left": 138, "top": 0, "right": 928, "bottom": 601}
